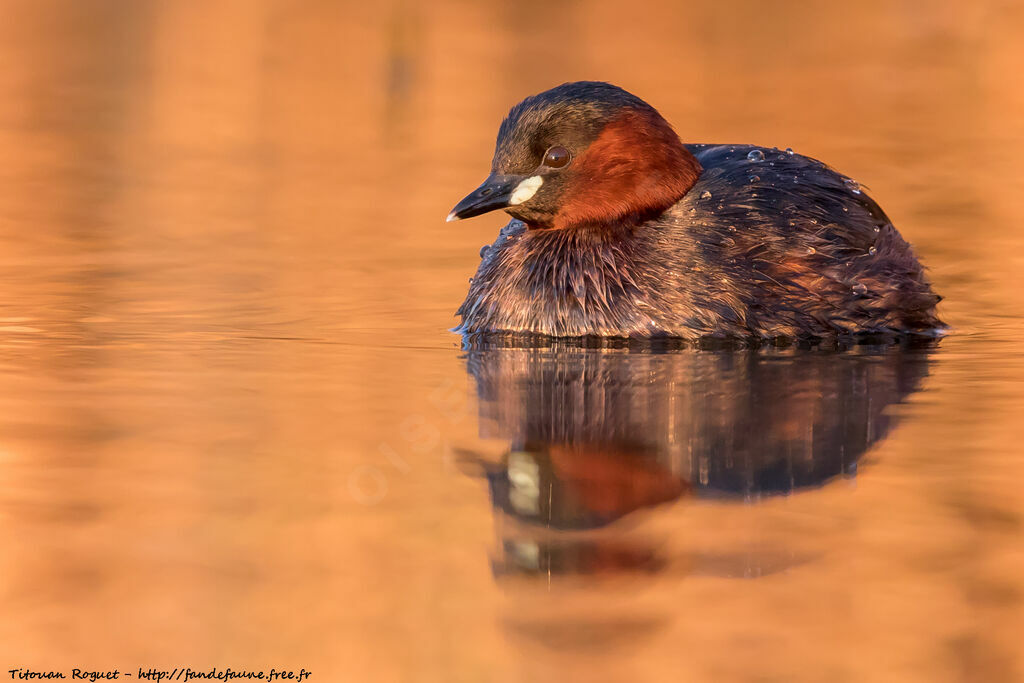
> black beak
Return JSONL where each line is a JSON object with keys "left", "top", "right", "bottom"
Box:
{"left": 446, "top": 173, "right": 525, "bottom": 222}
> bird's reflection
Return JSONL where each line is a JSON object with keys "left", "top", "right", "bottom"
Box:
{"left": 462, "top": 339, "right": 935, "bottom": 580}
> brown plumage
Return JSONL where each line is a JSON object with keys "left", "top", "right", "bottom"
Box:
{"left": 448, "top": 81, "right": 943, "bottom": 340}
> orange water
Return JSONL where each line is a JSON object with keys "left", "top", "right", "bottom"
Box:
{"left": 1, "top": 1, "right": 1022, "bottom": 681}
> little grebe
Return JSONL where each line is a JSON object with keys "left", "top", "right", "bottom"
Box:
{"left": 448, "top": 81, "right": 942, "bottom": 339}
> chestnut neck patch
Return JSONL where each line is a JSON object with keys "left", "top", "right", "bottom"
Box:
{"left": 554, "top": 108, "right": 702, "bottom": 230}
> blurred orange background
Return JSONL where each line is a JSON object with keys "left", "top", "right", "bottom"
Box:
{"left": 0, "top": 1, "right": 1022, "bottom": 682}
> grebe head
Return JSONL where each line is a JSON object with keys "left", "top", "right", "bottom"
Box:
{"left": 447, "top": 81, "right": 702, "bottom": 230}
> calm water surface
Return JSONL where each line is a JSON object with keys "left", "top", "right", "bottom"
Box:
{"left": 1, "top": 1, "right": 1023, "bottom": 681}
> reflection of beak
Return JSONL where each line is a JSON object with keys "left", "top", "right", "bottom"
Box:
{"left": 446, "top": 173, "right": 530, "bottom": 222}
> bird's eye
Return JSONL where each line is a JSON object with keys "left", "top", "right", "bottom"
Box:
{"left": 542, "top": 145, "right": 571, "bottom": 168}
